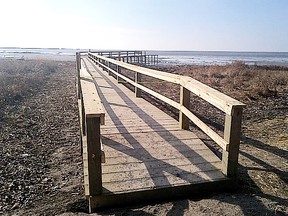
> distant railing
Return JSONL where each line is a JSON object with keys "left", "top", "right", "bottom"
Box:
{"left": 88, "top": 52, "right": 246, "bottom": 177}
{"left": 90, "top": 50, "right": 158, "bottom": 65}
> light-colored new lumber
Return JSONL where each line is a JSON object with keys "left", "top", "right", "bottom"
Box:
{"left": 222, "top": 108, "right": 243, "bottom": 176}
{"left": 180, "top": 76, "right": 245, "bottom": 115}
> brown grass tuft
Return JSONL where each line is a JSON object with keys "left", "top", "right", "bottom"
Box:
{"left": 0, "top": 59, "right": 59, "bottom": 105}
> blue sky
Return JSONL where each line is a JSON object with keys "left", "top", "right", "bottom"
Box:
{"left": 1, "top": 0, "right": 288, "bottom": 51}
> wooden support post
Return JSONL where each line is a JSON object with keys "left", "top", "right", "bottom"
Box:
{"left": 78, "top": 82, "right": 84, "bottom": 155}
{"left": 81, "top": 97, "right": 86, "bottom": 135}
{"left": 135, "top": 72, "right": 142, "bottom": 97}
{"left": 108, "top": 61, "right": 111, "bottom": 76}
{"left": 222, "top": 108, "right": 243, "bottom": 177}
{"left": 104, "top": 60, "right": 107, "bottom": 71}
{"left": 76, "top": 52, "right": 81, "bottom": 99}
{"left": 86, "top": 116, "right": 102, "bottom": 195}
{"left": 77, "top": 53, "right": 81, "bottom": 69}
{"left": 117, "top": 65, "right": 124, "bottom": 83}
{"left": 179, "top": 86, "right": 190, "bottom": 129}
{"left": 116, "top": 65, "right": 119, "bottom": 82}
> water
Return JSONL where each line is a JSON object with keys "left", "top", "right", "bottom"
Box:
{"left": 147, "top": 50, "right": 288, "bottom": 66}
{"left": 0, "top": 48, "right": 78, "bottom": 61}
{"left": 1, "top": 48, "right": 288, "bottom": 66}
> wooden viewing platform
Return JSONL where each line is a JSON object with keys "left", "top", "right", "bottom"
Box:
{"left": 76, "top": 52, "right": 245, "bottom": 213}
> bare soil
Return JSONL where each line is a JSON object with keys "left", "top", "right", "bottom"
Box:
{"left": 0, "top": 59, "right": 287, "bottom": 215}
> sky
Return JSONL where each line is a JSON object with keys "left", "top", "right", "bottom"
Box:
{"left": 1, "top": 0, "right": 288, "bottom": 51}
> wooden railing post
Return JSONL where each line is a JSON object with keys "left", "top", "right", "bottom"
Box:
{"left": 135, "top": 72, "right": 142, "bottom": 97}
{"left": 81, "top": 96, "right": 86, "bottom": 135}
{"left": 116, "top": 65, "right": 119, "bottom": 82}
{"left": 76, "top": 52, "right": 81, "bottom": 99}
{"left": 86, "top": 116, "right": 102, "bottom": 195}
{"left": 76, "top": 52, "right": 81, "bottom": 70}
{"left": 179, "top": 86, "right": 190, "bottom": 129}
{"left": 117, "top": 65, "right": 124, "bottom": 83}
{"left": 222, "top": 107, "right": 243, "bottom": 177}
{"left": 108, "top": 61, "right": 112, "bottom": 76}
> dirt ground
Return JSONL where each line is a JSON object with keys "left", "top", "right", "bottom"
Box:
{"left": 0, "top": 59, "right": 287, "bottom": 215}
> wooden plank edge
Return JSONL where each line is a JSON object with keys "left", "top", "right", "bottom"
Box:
{"left": 87, "top": 177, "right": 237, "bottom": 212}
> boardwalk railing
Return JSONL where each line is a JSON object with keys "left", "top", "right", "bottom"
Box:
{"left": 88, "top": 52, "right": 246, "bottom": 177}
{"left": 90, "top": 50, "right": 158, "bottom": 65}
{"left": 76, "top": 53, "right": 105, "bottom": 196}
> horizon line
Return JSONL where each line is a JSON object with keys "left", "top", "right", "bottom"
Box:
{"left": 0, "top": 46, "right": 288, "bottom": 53}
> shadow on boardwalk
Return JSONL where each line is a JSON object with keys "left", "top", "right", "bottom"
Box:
{"left": 68, "top": 135, "right": 287, "bottom": 215}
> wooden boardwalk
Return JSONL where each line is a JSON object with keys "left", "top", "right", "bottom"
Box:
{"left": 80, "top": 57, "right": 236, "bottom": 210}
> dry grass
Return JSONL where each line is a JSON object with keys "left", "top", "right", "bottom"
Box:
{"left": 0, "top": 59, "right": 59, "bottom": 106}
{"left": 170, "top": 61, "right": 288, "bottom": 102}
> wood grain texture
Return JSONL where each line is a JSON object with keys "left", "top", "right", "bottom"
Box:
{"left": 80, "top": 61, "right": 105, "bottom": 124}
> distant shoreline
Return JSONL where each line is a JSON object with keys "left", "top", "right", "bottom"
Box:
{"left": 1, "top": 48, "right": 288, "bottom": 66}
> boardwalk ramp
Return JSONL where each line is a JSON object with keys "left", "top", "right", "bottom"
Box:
{"left": 76, "top": 52, "right": 245, "bottom": 212}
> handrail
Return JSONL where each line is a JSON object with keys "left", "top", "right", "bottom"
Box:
{"left": 180, "top": 76, "right": 245, "bottom": 115}
{"left": 77, "top": 54, "right": 105, "bottom": 196}
{"left": 88, "top": 52, "right": 246, "bottom": 177}
{"left": 95, "top": 58, "right": 181, "bottom": 110}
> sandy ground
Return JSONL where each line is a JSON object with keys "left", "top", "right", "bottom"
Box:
{"left": 0, "top": 58, "right": 287, "bottom": 215}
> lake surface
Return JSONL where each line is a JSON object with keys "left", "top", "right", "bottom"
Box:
{"left": 1, "top": 48, "right": 288, "bottom": 66}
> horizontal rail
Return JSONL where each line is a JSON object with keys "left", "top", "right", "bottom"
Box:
{"left": 80, "top": 60, "right": 105, "bottom": 123}
{"left": 180, "top": 106, "right": 229, "bottom": 150}
{"left": 180, "top": 77, "right": 245, "bottom": 115}
{"left": 96, "top": 59, "right": 180, "bottom": 110}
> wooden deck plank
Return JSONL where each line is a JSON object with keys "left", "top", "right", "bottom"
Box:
{"left": 102, "top": 169, "right": 226, "bottom": 193}
{"left": 84, "top": 148, "right": 217, "bottom": 167}
{"left": 98, "top": 151, "right": 220, "bottom": 166}
{"left": 100, "top": 157, "right": 222, "bottom": 174}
